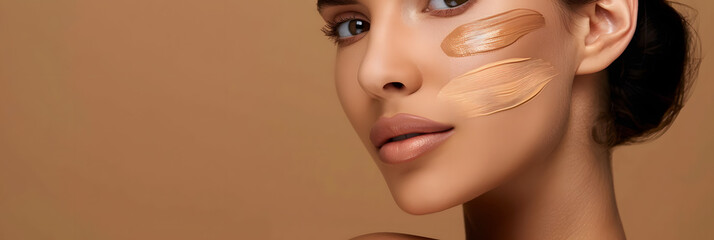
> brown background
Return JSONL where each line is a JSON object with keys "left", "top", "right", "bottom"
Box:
{"left": 0, "top": 0, "right": 711, "bottom": 239}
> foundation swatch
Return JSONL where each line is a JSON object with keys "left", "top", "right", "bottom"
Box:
{"left": 438, "top": 58, "right": 557, "bottom": 117}
{"left": 441, "top": 9, "right": 546, "bottom": 57}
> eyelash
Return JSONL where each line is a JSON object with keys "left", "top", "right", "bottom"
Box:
{"left": 321, "top": 0, "right": 477, "bottom": 46}
{"left": 424, "top": 0, "right": 477, "bottom": 17}
{"left": 321, "top": 16, "right": 363, "bottom": 46}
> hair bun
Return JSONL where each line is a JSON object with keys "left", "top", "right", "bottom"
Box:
{"left": 599, "top": 0, "right": 700, "bottom": 146}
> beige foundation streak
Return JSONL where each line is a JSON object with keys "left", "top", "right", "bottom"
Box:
{"left": 438, "top": 58, "right": 557, "bottom": 117}
{"left": 441, "top": 9, "right": 545, "bottom": 57}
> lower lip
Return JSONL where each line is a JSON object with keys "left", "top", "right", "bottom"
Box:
{"left": 378, "top": 129, "right": 455, "bottom": 164}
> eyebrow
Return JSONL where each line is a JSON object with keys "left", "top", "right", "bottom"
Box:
{"left": 317, "top": 0, "right": 359, "bottom": 12}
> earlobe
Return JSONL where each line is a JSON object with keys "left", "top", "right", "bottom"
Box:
{"left": 575, "top": 0, "right": 638, "bottom": 75}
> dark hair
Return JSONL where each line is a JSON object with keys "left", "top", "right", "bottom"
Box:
{"left": 563, "top": 0, "right": 700, "bottom": 147}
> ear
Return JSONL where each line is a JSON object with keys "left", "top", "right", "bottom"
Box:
{"left": 574, "top": 0, "right": 638, "bottom": 75}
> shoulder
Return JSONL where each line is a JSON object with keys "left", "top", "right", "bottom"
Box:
{"left": 351, "top": 232, "right": 437, "bottom": 240}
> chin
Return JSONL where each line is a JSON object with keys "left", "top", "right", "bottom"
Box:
{"left": 392, "top": 191, "right": 456, "bottom": 215}
{"left": 390, "top": 182, "right": 489, "bottom": 215}
{"left": 386, "top": 166, "right": 487, "bottom": 215}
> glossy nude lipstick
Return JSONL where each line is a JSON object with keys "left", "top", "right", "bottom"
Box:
{"left": 370, "top": 114, "right": 454, "bottom": 164}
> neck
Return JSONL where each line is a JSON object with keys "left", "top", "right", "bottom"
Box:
{"left": 462, "top": 72, "right": 625, "bottom": 240}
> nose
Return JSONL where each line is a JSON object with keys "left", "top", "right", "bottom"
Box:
{"left": 357, "top": 19, "right": 423, "bottom": 100}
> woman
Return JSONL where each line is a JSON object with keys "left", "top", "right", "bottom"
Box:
{"left": 316, "top": 0, "right": 697, "bottom": 239}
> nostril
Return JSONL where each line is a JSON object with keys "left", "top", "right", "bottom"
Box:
{"left": 383, "top": 82, "right": 405, "bottom": 91}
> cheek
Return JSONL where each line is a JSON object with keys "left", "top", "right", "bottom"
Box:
{"left": 438, "top": 58, "right": 557, "bottom": 117}
{"left": 435, "top": 6, "right": 576, "bottom": 168}
{"left": 441, "top": 9, "right": 546, "bottom": 57}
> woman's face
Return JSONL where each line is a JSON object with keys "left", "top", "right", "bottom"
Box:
{"left": 319, "top": 0, "right": 582, "bottom": 214}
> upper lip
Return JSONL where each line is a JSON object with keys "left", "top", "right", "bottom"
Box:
{"left": 370, "top": 114, "right": 454, "bottom": 149}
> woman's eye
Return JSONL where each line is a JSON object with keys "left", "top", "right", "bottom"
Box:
{"left": 427, "top": 0, "right": 470, "bottom": 10}
{"left": 336, "top": 19, "right": 370, "bottom": 38}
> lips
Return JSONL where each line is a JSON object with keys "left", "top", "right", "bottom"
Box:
{"left": 370, "top": 114, "right": 454, "bottom": 164}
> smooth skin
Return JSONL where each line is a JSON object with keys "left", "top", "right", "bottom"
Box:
{"left": 319, "top": 0, "right": 637, "bottom": 239}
